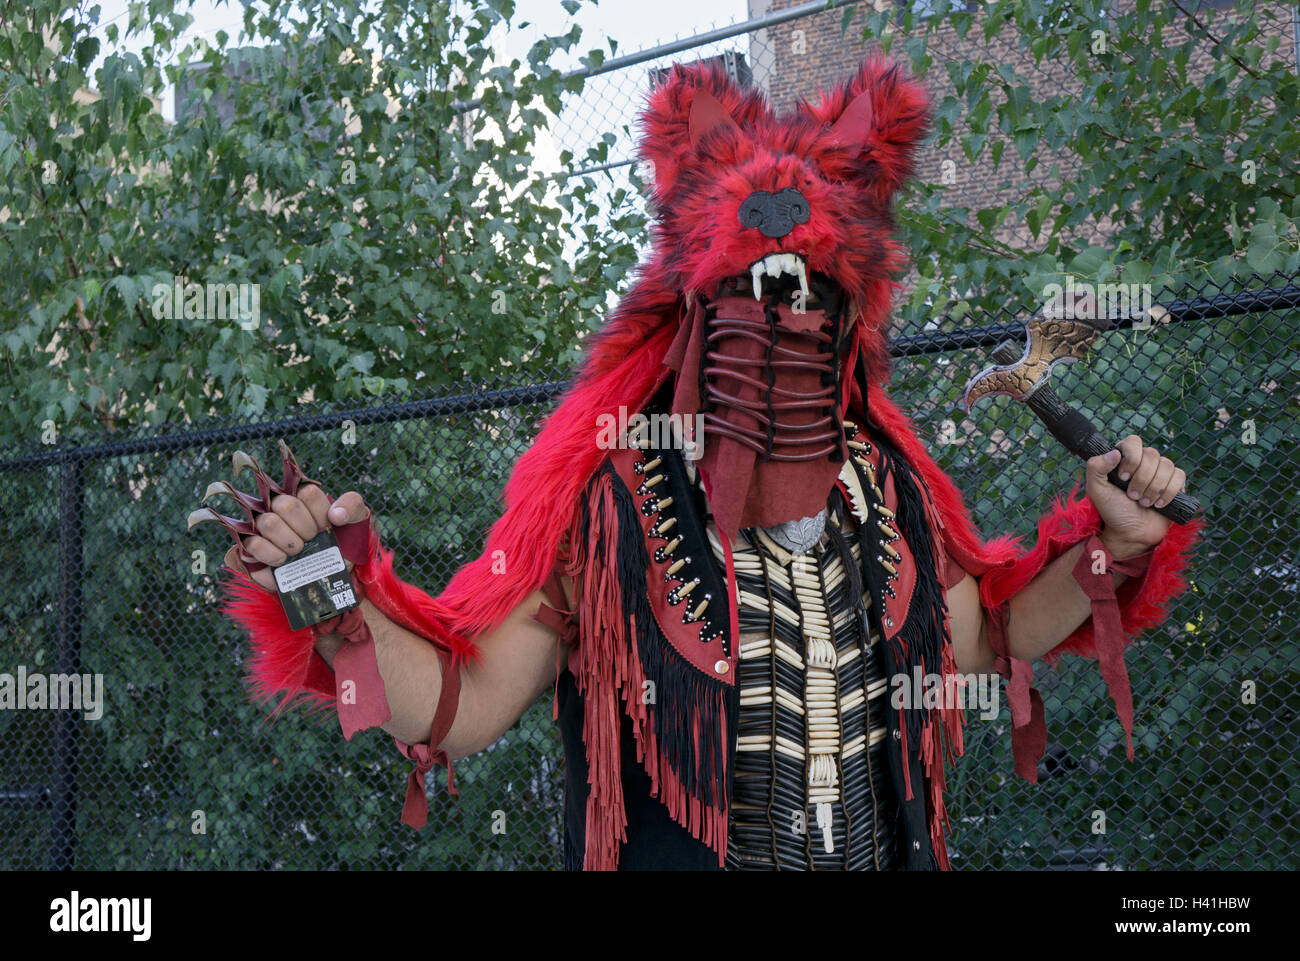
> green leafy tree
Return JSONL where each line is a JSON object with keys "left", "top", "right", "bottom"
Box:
{"left": 874, "top": 0, "right": 1300, "bottom": 319}
{"left": 0, "top": 0, "right": 628, "bottom": 871}
{"left": 0, "top": 0, "right": 638, "bottom": 445}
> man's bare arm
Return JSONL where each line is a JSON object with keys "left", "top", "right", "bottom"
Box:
{"left": 949, "top": 436, "right": 1186, "bottom": 675}
{"left": 241, "top": 485, "right": 566, "bottom": 758}
{"left": 948, "top": 539, "right": 1131, "bottom": 675}
{"left": 314, "top": 589, "right": 562, "bottom": 758}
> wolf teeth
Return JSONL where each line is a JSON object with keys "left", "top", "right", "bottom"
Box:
{"left": 749, "top": 253, "right": 811, "bottom": 301}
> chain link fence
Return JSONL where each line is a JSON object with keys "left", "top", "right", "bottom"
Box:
{"left": 2, "top": 1, "right": 1297, "bottom": 870}
{"left": 2, "top": 269, "right": 1295, "bottom": 870}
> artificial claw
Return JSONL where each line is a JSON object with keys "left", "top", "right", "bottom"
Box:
{"left": 231, "top": 449, "right": 259, "bottom": 477}
{"left": 186, "top": 503, "right": 258, "bottom": 569}
{"left": 187, "top": 507, "right": 222, "bottom": 531}
{"left": 277, "top": 439, "right": 318, "bottom": 495}
{"left": 201, "top": 480, "right": 232, "bottom": 502}
{"left": 229, "top": 446, "right": 292, "bottom": 509}
{"left": 189, "top": 502, "right": 255, "bottom": 537}
{"left": 190, "top": 439, "right": 326, "bottom": 577}
{"left": 202, "top": 479, "right": 266, "bottom": 524}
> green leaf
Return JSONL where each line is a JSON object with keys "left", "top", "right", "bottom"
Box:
{"left": 75, "top": 36, "right": 100, "bottom": 71}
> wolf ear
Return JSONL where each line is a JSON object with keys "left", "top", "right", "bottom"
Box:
{"left": 688, "top": 89, "right": 739, "bottom": 148}
{"left": 804, "top": 56, "right": 930, "bottom": 203}
{"left": 638, "top": 61, "right": 758, "bottom": 199}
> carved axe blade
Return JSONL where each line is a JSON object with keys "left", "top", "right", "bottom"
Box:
{"left": 961, "top": 331, "right": 1203, "bottom": 525}
{"left": 962, "top": 314, "right": 1110, "bottom": 411}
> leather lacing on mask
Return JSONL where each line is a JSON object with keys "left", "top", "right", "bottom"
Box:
{"left": 699, "top": 283, "right": 848, "bottom": 462}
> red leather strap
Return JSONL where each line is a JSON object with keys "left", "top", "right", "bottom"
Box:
{"left": 395, "top": 647, "right": 462, "bottom": 829}
{"left": 1070, "top": 534, "right": 1154, "bottom": 761}
{"left": 984, "top": 606, "right": 1046, "bottom": 782}
{"left": 534, "top": 571, "right": 578, "bottom": 643}
{"left": 311, "top": 579, "right": 393, "bottom": 741}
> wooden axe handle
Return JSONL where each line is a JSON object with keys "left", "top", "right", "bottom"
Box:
{"left": 991, "top": 340, "right": 1204, "bottom": 525}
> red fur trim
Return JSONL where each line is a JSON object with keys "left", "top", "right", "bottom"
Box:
{"left": 353, "top": 548, "right": 478, "bottom": 668}
{"left": 1047, "top": 500, "right": 1202, "bottom": 662}
{"left": 975, "top": 482, "right": 1200, "bottom": 780}
{"left": 221, "top": 573, "right": 334, "bottom": 713}
{"left": 978, "top": 485, "right": 1101, "bottom": 611}
{"left": 978, "top": 484, "right": 1202, "bottom": 659}
{"left": 221, "top": 542, "right": 483, "bottom": 717}
{"left": 433, "top": 314, "right": 678, "bottom": 644}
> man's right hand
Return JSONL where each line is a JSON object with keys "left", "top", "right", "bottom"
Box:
{"left": 228, "top": 488, "right": 372, "bottom": 592}
{"left": 194, "top": 444, "right": 568, "bottom": 760}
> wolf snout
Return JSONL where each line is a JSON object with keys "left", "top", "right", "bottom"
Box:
{"left": 738, "top": 187, "right": 811, "bottom": 239}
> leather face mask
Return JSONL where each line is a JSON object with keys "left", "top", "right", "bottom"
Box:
{"left": 663, "top": 261, "right": 858, "bottom": 540}
{"left": 700, "top": 265, "right": 851, "bottom": 463}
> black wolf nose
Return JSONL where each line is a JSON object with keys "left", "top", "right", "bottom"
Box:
{"left": 738, "top": 188, "right": 811, "bottom": 239}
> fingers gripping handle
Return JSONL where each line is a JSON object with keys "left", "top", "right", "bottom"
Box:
{"left": 989, "top": 342, "right": 1204, "bottom": 526}
{"left": 1036, "top": 398, "right": 1202, "bottom": 524}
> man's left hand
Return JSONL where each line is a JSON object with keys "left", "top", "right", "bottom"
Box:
{"left": 1086, "top": 434, "right": 1187, "bottom": 559}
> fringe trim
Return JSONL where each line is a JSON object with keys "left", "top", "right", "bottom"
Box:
{"left": 872, "top": 439, "right": 961, "bottom": 871}
{"left": 566, "top": 463, "right": 735, "bottom": 870}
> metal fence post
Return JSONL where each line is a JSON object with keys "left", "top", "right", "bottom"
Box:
{"left": 49, "top": 452, "right": 86, "bottom": 870}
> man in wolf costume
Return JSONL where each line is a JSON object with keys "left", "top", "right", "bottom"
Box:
{"left": 194, "top": 58, "right": 1200, "bottom": 871}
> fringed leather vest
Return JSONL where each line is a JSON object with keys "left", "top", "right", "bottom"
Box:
{"left": 556, "top": 407, "right": 961, "bottom": 871}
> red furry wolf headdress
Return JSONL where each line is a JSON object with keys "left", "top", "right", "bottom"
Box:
{"left": 640, "top": 55, "right": 928, "bottom": 354}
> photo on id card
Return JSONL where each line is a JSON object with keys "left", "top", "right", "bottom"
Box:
{"left": 272, "top": 529, "right": 360, "bottom": 631}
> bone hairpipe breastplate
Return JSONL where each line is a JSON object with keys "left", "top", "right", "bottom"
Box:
{"left": 714, "top": 504, "right": 896, "bottom": 870}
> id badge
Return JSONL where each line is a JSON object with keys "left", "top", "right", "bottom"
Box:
{"left": 272, "top": 529, "right": 361, "bottom": 631}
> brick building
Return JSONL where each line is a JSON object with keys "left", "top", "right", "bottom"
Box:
{"left": 745, "top": 0, "right": 1299, "bottom": 254}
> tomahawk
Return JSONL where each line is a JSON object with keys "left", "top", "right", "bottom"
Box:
{"left": 962, "top": 306, "right": 1203, "bottom": 525}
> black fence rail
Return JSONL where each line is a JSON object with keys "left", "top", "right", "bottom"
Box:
{"left": 1, "top": 271, "right": 1296, "bottom": 870}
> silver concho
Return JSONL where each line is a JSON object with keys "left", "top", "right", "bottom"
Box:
{"left": 764, "top": 510, "right": 827, "bottom": 554}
